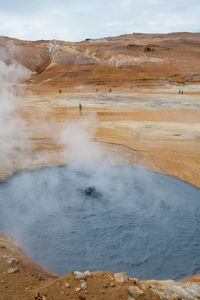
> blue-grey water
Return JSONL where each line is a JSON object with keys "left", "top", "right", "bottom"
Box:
{"left": 0, "top": 164, "right": 200, "bottom": 280}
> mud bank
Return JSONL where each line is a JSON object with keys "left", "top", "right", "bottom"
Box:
{"left": 1, "top": 232, "right": 200, "bottom": 300}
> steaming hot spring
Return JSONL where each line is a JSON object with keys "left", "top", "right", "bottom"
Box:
{"left": 0, "top": 163, "right": 200, "bottom": 280}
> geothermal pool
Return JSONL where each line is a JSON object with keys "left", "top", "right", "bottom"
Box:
{"left": 0, "top": 164, "right": 200, "bottom": 280}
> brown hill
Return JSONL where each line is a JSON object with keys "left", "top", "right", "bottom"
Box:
{"left": 1, "top": 32, "right": 200, "bottom": 92}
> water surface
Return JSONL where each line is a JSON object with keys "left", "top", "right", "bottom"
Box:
{"left": 0, "top": 164, "right": 199, "bottom": 280}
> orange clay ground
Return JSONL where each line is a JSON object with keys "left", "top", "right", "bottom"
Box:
{"left": 1, "top": 232, "right": 200, "bottom": 300}
{"left": 2, "top": 86, "right": 199, "bottom": 188}
{"left": 0, "top": 33, "right": 200, "bottom": 299}
{"left": 0, "top": 86, "right": 199, "bottom": 299}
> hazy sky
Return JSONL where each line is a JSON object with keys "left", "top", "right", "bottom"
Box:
{"left": 0, "top": 0, "right": 199, "bottom": 41}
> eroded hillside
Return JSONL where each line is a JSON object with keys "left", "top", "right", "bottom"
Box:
{"left": 1, "top": 32, "right": 200, "bottom": 93}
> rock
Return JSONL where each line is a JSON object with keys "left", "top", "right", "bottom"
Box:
{"left": 83, "top": 186, "right": 101, "bottom": 198}
{"left": 83, "top": 270, "right": 91, "bottom": 277}
{"left": 128, "top": 286, "right": 145, "bottom": 297}
{"left": 75, "top": 287, "right": 82, "bottom": 292}
{"left": 110, "top": 282, "right": 115, "bottom": 287}
{"left": 3, "top": 255, "right": 18, "bottom": 264}
{"left": 81, "top": 281, "right": 87, "bottom": 289}
{"left": 65, "top": 283, "right": 70, "bottom": 288}
{"left": 74, "top": 271, "right": 86, "bottom": 280}
{"left": 104, "top": 282, "right": 108, "bottom": 288}
{"left": 114, "top": 272, "right": 128, "bottom": 283}
{"left": 38, "top": 276, "right": 44, "bottom": 281}
{"left": 3, "top": 255, "right": 10, "bottom": 259}
{"left": 102, "top": 290, "right": 106, "bottom": 294}
{"left": 129, "top": 278, "right": 138, "bottom": 284}
{"left": 8, "top": 267, "right": 18, "bottom": 273}
{"left": 127, "top": 297, "right": 135, "bottom": 300}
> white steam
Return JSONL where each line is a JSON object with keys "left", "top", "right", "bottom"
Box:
{"left": 0, "top": 41, "right": 107, "bottom": 174}
{"left": 0, "top": 43, "right": 30, "bottom": 83}
{"left": 60, "top": 116, "right": 104, "bottom": 164}
{"left": 0, "top": 43, "right": 31, "bottom": 169}
{"left": 48, "top": 39, "right": 59, "bottom": 54}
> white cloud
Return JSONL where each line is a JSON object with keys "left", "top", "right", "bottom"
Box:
{"left": 105, "top": 22, "right": 124, "bottom": 27}
{"left": 120, "top": 0, "right": 132, "bottom": 7}
{"left": 0, "top": 0, "right": 199, "bottom": 41}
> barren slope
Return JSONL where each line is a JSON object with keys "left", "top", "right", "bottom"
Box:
{"left": 1, "top": 32, "right": 200, "bottom": 93}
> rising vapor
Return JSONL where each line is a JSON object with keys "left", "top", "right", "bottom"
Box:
{"left": 0, "top": 43, "right": 31, "bottom": 169}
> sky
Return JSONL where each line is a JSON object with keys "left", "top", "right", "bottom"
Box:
{"left": 0, "top": 0, "right": 200, "bottom": 42}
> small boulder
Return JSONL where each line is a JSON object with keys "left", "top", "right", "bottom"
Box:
{"left": 65, "top": 283, "right": 70, "bottom": 288}
{"left": 81, "top": 281, "right": 87, "bottom": 289}
{"left": 3, "top": 255, "right": 18, "bottom": 264}
{"left": 110, "top": 282, "right": 115, "bottom": 287}
{"left": 74, "top": 271, "right": 86, "bottom": 280}
{"left": 8, "top": 267, "right": 18, "bottom": 274}
{"left": 75, "top": 287, "right": 82, "bottom": 292}
{"left": 128, "top": 286, "right": 144, "bottom": 297}
{"left": 114, "top": 272, "right": 128, "bottom": 283}
{"left": 129, "top": 278, "right": 138, "bottom": 285}
{"left": 83, "top": 270, "right": 91, "bottom": 277}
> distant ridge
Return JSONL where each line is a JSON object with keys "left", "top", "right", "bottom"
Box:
{"left": 1, "top": 32, "right": 200, "bottom": 89}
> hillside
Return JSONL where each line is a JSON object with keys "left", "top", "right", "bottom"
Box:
{"left": 1, "top": 32, "right": 200, "bottom": 93}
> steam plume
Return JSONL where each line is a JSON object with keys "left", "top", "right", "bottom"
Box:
{"left": 60, "top": 115, "right": 104, "bottom": 164}
{"left": 0, "top": 42, "right": 31, "bottom": 169}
